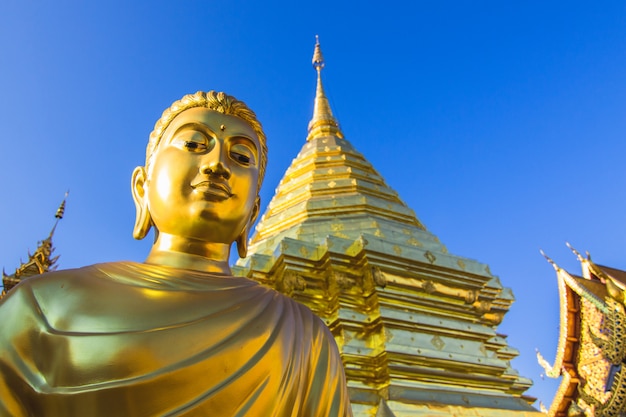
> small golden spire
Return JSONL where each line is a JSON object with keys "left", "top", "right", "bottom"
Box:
{"left": 307, "top": 36, "right": 343, "bottom": 141}
{"left": 2, "top": 192, "right": 68, "bottom": 295}
{"left": 55, "top": 191, "right": 69, "bottom": 219}
{"left": 312, "top": 35, "right": 325, "bottom": 69}
{"left": 49, "top": 191, "right": 69, "bottom": 237}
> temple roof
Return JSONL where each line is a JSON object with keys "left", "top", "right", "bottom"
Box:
{"left": 537, "top": 246, "right": 626, "bottom": 416}
{"left": 596, "top": 264, "right": 626, "bottom": 286}
{"left": 574, "top": 275, "right": 607, "bottom": 301}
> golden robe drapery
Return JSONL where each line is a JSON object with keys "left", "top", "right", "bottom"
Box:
{"left": 0, "top": 262, "right": 352, "bottom": 416}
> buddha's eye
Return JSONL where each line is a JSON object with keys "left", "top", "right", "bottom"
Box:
{"left": 232, "top": 153, "right": 250, "bottom": 164}
{"left": 183, "top": 137, "right": 208, "bottom": 152}
{"left": 230, "top": 143, "right": 255, "bottom": 166}
{"left": 174, "top": 131, "right": 210, "bottom": 152}
{"left": 184, "top": 141, "right": 203, "bottom": 150}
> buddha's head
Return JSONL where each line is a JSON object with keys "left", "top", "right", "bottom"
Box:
{"left": 132, "top": 91, "right": 267, "bottom": 258}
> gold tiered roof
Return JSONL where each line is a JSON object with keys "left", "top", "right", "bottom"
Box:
{"left": 1, "top": 194, "right": 67, "bottom": 297}
{"left": 537, "top": 246, "right": 626, "bottom": 417}
{"left": 235, "top": 39, "right": 541, "bottom": 417}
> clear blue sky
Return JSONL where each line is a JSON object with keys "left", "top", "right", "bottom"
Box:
{"left": 1, "top": 0, "right": 625, "bottom": 407}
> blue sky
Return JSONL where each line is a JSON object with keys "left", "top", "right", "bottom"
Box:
{"left": 1, "top": 0, "right": 625, "bottom": 407}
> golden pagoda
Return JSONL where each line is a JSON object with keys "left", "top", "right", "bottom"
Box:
{"left": 1, "top": 194, "right": 67, "bottom": 297}
{"left": 537, "top": 245, "right": 626, "bottom": 416}
{"left": 234, "top": 38, "right": 542, "bottom": 416}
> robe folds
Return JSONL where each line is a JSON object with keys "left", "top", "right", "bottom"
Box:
{"left": 0, "top": 262, "right": 352, "bottom": 417}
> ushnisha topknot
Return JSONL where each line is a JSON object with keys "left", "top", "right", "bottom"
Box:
{"left": 146, "top": 91, "right": 268, "bottom": 189}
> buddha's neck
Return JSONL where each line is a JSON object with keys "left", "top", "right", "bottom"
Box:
{"left": 145, "top": 233, "right": 232, "bottom": 275}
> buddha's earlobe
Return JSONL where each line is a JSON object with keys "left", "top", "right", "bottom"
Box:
{"left": 235, "top": 225, "right": 249, "bottom": 258}
{"left": 131, "top": 166, "right": 152, "bottom": 240}
{"left": 236, "top": 197, "right": 260, "bottom": 258}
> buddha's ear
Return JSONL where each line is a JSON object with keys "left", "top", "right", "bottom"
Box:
{"left": 250, "top": 196, "right": 261, "bottom": 226}
{"left": 236, "top": 197, "right": 261, "bottom": 258}
{"left": 131, "top": 166, "right": 152, "bottom": 240}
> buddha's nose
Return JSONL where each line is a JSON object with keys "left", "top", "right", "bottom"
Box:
{"left": 201, "top": 155, "right": 231, "bottom": 179}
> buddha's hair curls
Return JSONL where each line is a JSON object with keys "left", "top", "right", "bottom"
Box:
{"left": 146, "top": 91, "right": 268, "bottom": 189}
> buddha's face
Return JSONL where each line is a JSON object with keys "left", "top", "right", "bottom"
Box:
{"left": 140, "top": 107, "right": 261, "bottom": 244}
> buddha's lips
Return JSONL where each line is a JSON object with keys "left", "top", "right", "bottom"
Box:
{"left": 191, "top": 181, "right": 233, "bottom": 198}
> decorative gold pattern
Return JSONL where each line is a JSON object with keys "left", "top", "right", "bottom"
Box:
{"left": 431, "top": 335, "right": 445, "bottom": 350}
{"left": 578, "top": 299, "right": 611, "bottom": 406}
{"left": 281, "top": 270, "right": 307, "bottom": 294}
{"left": 594, "top": 298, "right": 626, "bottom": 364}
{"left": 424, "top": 250, "right": 436, "bottom": 264}
{"left": 596, "top": 365, "right": 626, "bottom": 416}
{"left": 368, "top": 266, "right": 386, "bottom": 288}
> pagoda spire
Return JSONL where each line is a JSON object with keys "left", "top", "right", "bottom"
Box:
{"left": 307, "top": 35, "right": 343, "bottom": 141}
{"left": 1, "top": 192, "right": 68, "bottom": 296}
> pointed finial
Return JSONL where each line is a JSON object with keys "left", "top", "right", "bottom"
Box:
{"left": 540, "top": 249, "right": 559, "bottom": 271}
{"left": 49, "top": 191, "right": 69, "bottom": 238}
{"left": 565, "top": 242, "right": 584, "bottom": 262}
{"left": 55, "top": 190, "right": 69, "bottom": 219}
{"left": 312, "top": 35, "right": 325, "bottom": 70}
{"left": 307, "top": 36, "right": 343, "bottom": 141}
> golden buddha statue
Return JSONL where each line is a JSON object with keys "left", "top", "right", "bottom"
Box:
{"left": 0, "top": 91, "right": 353, "bottom": 417}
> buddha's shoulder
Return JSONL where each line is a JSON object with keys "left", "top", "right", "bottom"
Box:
{"left": 14, "top": 262, "right": 127, "bottom": 295}
{"left": 2, "top": 262, "right": 329, "bottom": 337}
{"left": 0, "top": 263, "right": 116, "bottom": 326}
